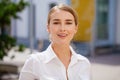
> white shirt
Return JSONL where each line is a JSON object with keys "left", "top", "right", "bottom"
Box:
{"left": 19, "top": 44, "right": 91, "bottom": 80}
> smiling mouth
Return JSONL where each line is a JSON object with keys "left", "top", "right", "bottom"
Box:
{"left": 57, "top": 34, "right": 68, "bottom": 38}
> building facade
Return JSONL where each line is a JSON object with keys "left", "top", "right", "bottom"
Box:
{"left": 11, "top": 0, "right": 120, "bottom": 55}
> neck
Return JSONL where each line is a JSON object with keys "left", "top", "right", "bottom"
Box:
{"left": 51, "top": 43, "right": 72, "bottom": 69}
{"left": 51, "top": 43, "right": 71, "bottom": 58}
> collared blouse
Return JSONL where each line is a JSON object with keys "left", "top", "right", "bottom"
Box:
{"left": 19, "top": 44, "right": 91, "bottom": 80}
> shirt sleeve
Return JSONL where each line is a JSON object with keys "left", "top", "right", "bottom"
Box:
{"left": 81, "top": 59, "right": 91, "bottom": 80}
{"left": 19, "top": 55, "right": 38, "bottom": 80}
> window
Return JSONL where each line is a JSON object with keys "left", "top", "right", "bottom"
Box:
{"left": 97, "top": 0, "right": 109, "bottom": 40}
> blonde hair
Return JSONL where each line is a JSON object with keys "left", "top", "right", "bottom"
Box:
{"left": 47, "top": 4, "right": 78, "bottom": 26}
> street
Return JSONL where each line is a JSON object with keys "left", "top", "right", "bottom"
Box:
{"left": 89, "top": 53, "right": 120, "bottom": 80}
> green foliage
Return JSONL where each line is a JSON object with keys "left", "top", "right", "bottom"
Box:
{"left": 0, "top": 0, "right": 29, "bottom": 60}
{"left": 0, "top": 0, "right": 29, "bottom": 27}
{"left": 0, "top": 35, "right": 16, "bottom": 60}
{"left": 0, "top": 50, "right": 4, "bottom": 60}
{"left": 18, "top": 44, "right": 26, "bottom": 52}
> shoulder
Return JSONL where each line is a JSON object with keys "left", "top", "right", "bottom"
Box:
{"left": 26, "top": 50, "right": 47, "bottom": 63}
{"left": 76, "top": 53, "right": 90, "bottom": 65}
{"left": 70, "top": 46, "right": 90, "bottom": 65}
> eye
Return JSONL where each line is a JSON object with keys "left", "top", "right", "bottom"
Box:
{"left": 66, "top": 22, "right": 72, "bottom": 25}
{"left": 53, "top": 22, "right": 60, "bottom": 25}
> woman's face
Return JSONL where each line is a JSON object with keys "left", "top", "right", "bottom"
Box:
{"left": 47, "top": 10, "right": 78, "bottom": 45}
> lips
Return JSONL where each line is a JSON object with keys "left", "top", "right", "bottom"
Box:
{"left": 57, "top": 33, "right": 68, "bottom": 38}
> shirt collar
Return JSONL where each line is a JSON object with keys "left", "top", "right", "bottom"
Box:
{"left": 69, "top": 46, "right": 88, "bottom": 66}
{"left": 44, "top": 44, "right": 57, "bottom": 63}
{"left": 44, "top": 44, "right": 86, "bottom": 63}
{"left": 70, "top": 46, "right": 87, "bottom": 61}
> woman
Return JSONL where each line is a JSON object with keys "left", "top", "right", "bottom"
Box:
{"left": 19, "top": 4, "right": 91, "bottom": 80}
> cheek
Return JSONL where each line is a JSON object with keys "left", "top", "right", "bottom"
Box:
{"left": 73, "top": 26, "right": 78, "bottom": 34}
{"left": 47, "top": 25, "right": 53, "bottom": 33}
{"left": 69, "top": 28, "right": 77, "bottom": 34}
{"left": 48, "top": 26, "right": 57, "bottom": 34}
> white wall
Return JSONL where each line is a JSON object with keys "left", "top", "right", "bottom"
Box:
{"left": 116, "top": 0, "right": 120, "bottom": 44}
{"left": 16, "top": 8, "right": 29, "bottom": 38}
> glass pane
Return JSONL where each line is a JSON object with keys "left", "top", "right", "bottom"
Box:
{"left": 97, "top": 0, "right": 109, "bottom": 40}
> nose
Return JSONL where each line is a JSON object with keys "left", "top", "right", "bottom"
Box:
{"left": 60, "top": 24, "right": 65, "bottom": 32}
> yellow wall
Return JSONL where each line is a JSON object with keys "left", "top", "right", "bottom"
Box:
{"left": 71, "top": 0, "right": 95, "bottom": 42}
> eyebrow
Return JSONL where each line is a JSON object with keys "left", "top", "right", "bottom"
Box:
{"left": 53, "top": 19, "right": 60, "bottom": 21}
{"left": 52, "top": 19, "right": 73, "bottom": 21}
{"left": 65, "top": 19, "right": 73, "bottom": 21}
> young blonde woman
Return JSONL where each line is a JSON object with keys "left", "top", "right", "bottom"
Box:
{"left": 19, "top": 4, "right": 91, "bottom": 80}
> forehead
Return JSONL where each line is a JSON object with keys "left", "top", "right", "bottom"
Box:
{"left": 50, "top": 9, "right": 74, "bottom": 21}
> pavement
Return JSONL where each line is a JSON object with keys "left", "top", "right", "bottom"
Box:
{"left": 89, "top": 53, "right": 120, "bottom": 80}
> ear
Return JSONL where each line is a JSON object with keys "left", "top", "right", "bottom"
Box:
{"left": 74, "top": 25, "right": 78, "bottom": 34}
{"left": 47, "top": 24, "right": 50, "bottom": 33}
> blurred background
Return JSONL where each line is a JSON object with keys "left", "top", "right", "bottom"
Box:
{"left": 0, "top": 0, "right": 120, "bottom": 80}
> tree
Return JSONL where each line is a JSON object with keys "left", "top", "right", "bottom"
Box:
{"left": 0, "top": 0, "right": 29, "bottom": 60}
